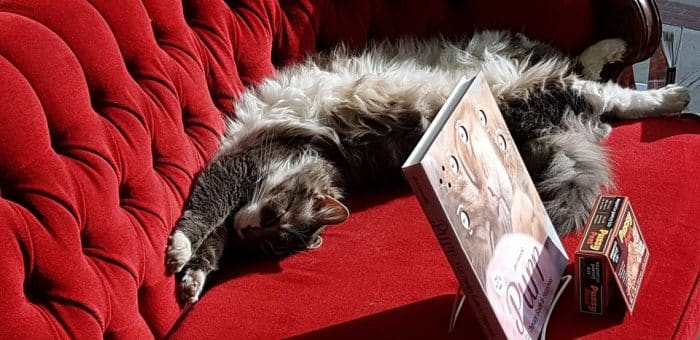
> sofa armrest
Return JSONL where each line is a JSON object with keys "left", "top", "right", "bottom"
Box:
{"left": 591, "top": 0, "right": 662, "bottom": 79}
{"left": 306, "top": 0, "right": 661, "bottom": 57}
{"left": 593, "top": 0, "right": 662, "bottom": 64}
{"left": 273, "top": 0, "right": 662, "bottom": 82}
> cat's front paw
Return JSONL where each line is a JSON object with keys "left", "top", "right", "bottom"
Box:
{"left": 180, "top": 268, "right": 207, "bottom": 303}
{"left": 658, "top": 84, "right": 690, "bottom": 114}
{"left": 166, "top": 231, "right": 192, "bottom": 273}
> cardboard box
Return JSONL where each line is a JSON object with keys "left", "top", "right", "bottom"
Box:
{"left": 576, "top": 195, "right": 649, "bottom": 315}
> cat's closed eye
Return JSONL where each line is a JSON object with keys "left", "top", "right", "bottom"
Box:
{"left": 259, "top": 203, "right": 286, "bottom": 228}
{"left": 262, "top": 213, "right": 283, "bottom": 228}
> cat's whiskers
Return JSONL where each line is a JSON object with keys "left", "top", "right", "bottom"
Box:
{"left": 260, "top": 238, "right": 293, "bottom": 258}
{"left": 260, "top": 240, "right": 275, "bottom": 256}
{"left": 450, "top": 182, "right": 470, "bottom": 194}
{"left": 286, "top": 228, "right": 308, "bottom": 243}
{"left": 249, "top": 138, "right": 264, "bottom": 205}
{"left": 251, "top": 134, "right": 274, "bottom": 204}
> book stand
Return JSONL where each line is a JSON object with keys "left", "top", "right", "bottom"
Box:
{"left": 448, "top": 275, "right": 572, "bottom": 339}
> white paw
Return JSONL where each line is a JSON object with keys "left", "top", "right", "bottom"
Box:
{"left": 180, "top": 268, "right": 207, "bottom": 303}
{"left": 579, "top": 39, "right": 627, "bottom": 81}
{"left": 658, "top": 84, "right": 690, "bottom": 114}
{"left": 597, "top": 39, "right": 627, "bottom": 63}
{"left": 581, "top": 63, "right": 604, "bottom": 81}
{"left": 166, "top": 231, "right": 192, "bottom": 273}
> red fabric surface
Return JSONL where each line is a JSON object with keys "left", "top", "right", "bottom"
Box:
{"left": 0, "top": 0, "right": 697, "bottom": 339}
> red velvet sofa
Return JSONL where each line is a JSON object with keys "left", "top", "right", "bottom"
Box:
{"left": 0, "top": 0, "right": 698, "bottom": 339}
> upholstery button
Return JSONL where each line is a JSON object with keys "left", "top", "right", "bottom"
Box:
{"left": 119, "top": 182, "right": 130, "bottom": 200}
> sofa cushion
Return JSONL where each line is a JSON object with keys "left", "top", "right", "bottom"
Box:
{"left": 166, "top": 117, "right": 700, "bottom": 339}
{"left": 0, "top": 0, "right": 696, "bottom": 339}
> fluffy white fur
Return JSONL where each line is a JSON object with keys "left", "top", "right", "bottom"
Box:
{"left": 220, "top": 32, "right": 686, "bottom": 233}
{"left": 223, "top": 33, "right": 686, "bottom": 148}
{"left": 233, "top": 150, "right": 322, "bottom": 234}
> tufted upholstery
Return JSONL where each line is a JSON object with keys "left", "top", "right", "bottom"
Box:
{"left": 0, "top": 0, "right": 697, "bottom": 339}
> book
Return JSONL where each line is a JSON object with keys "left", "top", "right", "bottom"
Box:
{"left": 402, "top": 73, "right": 569, "bottom": 339}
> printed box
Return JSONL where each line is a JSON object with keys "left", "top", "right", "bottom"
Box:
{"left": 576, "top": 195, "right": 649, "bottom": 315}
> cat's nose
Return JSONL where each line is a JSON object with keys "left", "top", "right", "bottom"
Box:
{"left": 240, "top": 226, "right": 263, "bottom": 240}
{"left": 243, "top": 224, "right": 261, "bottom": 229}
{"left": 239, "top": 223, "right": 261, "bottom": 231}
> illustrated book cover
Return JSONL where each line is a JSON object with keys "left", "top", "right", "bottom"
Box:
{"left": 402, "top": 73, "right": 569, "bottom": 339}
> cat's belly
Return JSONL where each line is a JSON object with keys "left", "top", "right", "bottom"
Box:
{"left": 335, "top": 131, "right": 424, "bottom": 189}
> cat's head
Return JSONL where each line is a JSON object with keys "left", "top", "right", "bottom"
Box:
{"left": 231, "top": 152, "right": 348, "bottom": 256}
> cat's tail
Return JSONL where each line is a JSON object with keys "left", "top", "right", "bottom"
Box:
{"left": 577, "top": 39, "right": 628, "bottom": 81}
{"left": 528, "top": 112, "right": 613, "bottom": 235}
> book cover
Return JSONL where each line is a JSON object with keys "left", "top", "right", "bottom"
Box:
{"left": 403, "top": 73, "right": 569, "bottom": 339}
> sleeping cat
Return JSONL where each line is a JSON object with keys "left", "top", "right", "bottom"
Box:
{"left": 166, "top": 31, "right": 690, "bottom": 303}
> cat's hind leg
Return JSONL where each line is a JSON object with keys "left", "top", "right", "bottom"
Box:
{"left": 179, "top": 227, "right": 229, "bottom": 303}
{"left": 573, "top": 79, "right": 690, "bottom": 119}
{"left": 578, "top": 39, "right": 627, "bottom": 81}
{"left": 524, "top": 113, "right": 612, "bottom": 235}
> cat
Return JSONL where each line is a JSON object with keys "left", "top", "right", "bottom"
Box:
{"left": 166, "top": 30, "right": 690, "bottom": 303}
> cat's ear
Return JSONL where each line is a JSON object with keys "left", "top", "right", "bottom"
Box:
{"left": 313, "top": 195, "right": 349, "bottom": 225}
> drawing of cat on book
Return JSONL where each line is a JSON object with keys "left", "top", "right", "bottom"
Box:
{"left": 422, "top": 82, "right": 566, "bottom": 338}
{"left": 424, "top": 89, "right": 552, "bottom": 279}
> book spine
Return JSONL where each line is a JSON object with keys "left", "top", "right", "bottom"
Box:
{"left": 404, "top": 164, "right": 505, "bottom": 339}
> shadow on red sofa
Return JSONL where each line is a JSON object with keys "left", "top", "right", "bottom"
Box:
{"left": 288, "top": 284, "right": 627, "bottom": 339}
{"left": 638, "top": 116, "right": 700, "bottom": 143}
